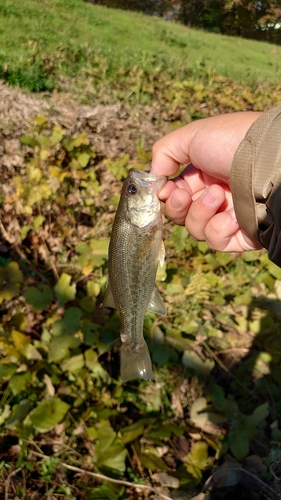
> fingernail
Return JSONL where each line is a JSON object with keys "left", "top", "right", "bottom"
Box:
{"left": 229, "top": 207, "right": 238, "bottom": 223}
{"left": 170, "top": 192, "right": 182, "bottom": 210}
{"left": 202, "top": 186, "right": 217, "bottom": 206}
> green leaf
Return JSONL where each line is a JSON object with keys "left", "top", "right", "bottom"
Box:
{"left": 0, "top": 261, "right": 23, "bottom": 304}
{"left": 147, "top": 423, "right": 182, "bottom": 445}
{"left": 21, "top": 344, "right": 42, "bottom": 361}
{"left": 271, "top": 366, "right": 281, "bottom": 385}
{"left": 120, "top": 420, "right": 145, "bottom": 444}
{"left": 171, "top": 225, "right": 188, "bottom": 252}
{"left": 75, "top": 242, "right": 90, "bottom": 255}
{"left": 9, "top": 371, "right": 32, "bottom": 395}
{"left": 266, "top": 260, "right": 281, "bottom": 280}
{"left": 72, "top": 132, "right": 90, "bottom": 147}
{"left": 186, "top": 463, "right": 203, "bottom": 484}
{"left": 86, "top": 280, "right": 101, "bottom": 297}
{"left": 20, "top": 134, "right": 38, "bottom": 147}
{"left": 197, "top": 241, "right": 209, "bottom": 254}
{"left": 187, "top": 441, "right": 209, "bottom": 470}
{"left": 6, "top": 399, "right": 32, "bottom": 429}
{"left": 34, "top": 113, "right": 48, "bottom": 128}
{"left": 77, "top": 152, "right": 90, "bottom": 167}
{"left": 0, "top": 405, "right": 11, "bottom": 426}
{"left": 229, "top": 424, "right": 256, "bottom": 459}
{"left": 272, "top": 428, "right": 281, "bottom": 442}
{"left": 95, "top": 420, "right": 116, "bottom": 452}
{"left": 229, "top": 432, "right": 250, "bottom": 460}
{"left": 24, "top": 284, "right": 53, "bottom": 312}
{"left": 48, "top": 333, "right": 81, "bottom": 363}
{"left": 29, "top": 397, "right": 70, "bottom": 433}
{"left": 52, "top": 307, "right": 82, "bottom": 336}
{"left": 94, "top": 420, "right": 127, "bottom": 473}
{"left": 0, "top": 364, "right": 18, "bottom": 380}
{"left": 63, "top": 132, "right": 89, "bottom": 152}
{"left": 99, "top": 447, "right": 127, "bottom": 473}
{"left": 79, "top": 296, "right": 96, "bottom": 312}
{"left": 82, "top": 323, "right": 99, "bottom": 346}
{"left": 76, "top": 240, "right": 108, "bottom": 270}
{"left": 182, "top": 350, "right": 215, "bottom": 375}
{"left": 104, "top": 154, "right": 129, "bottom": 181}
{"left": 61, "top": 354, "right": 84, "bottom": 372}
{"left": 21, "top": 225, "right": 32, "bottom": 240}
{"left": 166, "top": 283, "right": 185, "bottom": 295}
{"left": 190, "top": 397, "right": 226, "bottom": 435}
{"left": 33, "top": 215, "right": 45, "bottom": 230}
{"left": 247, "top": 402, "right": 269, "bottom": 427}
{"left": 50, "top": 125, "right": 64, "bottom": 144}
{"left": 54, "top": 273, "right": 76, "bottom": 305}
{"left": 152, "top": 344, "right": 177, "bottom": 367}
{"left": 139, "top": 452, "right": 170, "bottom": 471}
{"left": 207, "top": 383, "right": 227, "bottom": 412}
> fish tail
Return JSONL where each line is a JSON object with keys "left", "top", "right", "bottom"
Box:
{"left": 120, "top": 340, "right": 154, "bottom": 382}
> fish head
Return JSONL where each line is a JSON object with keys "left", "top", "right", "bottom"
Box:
{"left": 124, "top": 169, "right": 167, "bottom": 228}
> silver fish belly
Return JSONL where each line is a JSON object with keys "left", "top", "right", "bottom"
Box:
{"left": 102, "top": 168, "right": 167, "bottom": 382}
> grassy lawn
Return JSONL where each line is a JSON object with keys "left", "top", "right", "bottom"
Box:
{"left": 0, "top": 0, "right": 281, "bottom": 89}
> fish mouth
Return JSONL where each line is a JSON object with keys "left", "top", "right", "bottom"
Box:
{"left": 129, "top": 168, "right": 167, "bottom": 193}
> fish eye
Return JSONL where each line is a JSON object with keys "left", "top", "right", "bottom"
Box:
{"left": 127, "top": 183, "right": 138, "bottom": 195}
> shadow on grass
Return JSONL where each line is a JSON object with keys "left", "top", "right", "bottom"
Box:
{"left": 204, "top": 294, "right": 281, "bottom": 500}
{"left": 230, "top": 295, "right": 281, "bottom": 419}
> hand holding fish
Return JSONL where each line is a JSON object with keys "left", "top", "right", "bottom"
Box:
{"left": 151, "top": 112, "right": 262, "bottom": 253}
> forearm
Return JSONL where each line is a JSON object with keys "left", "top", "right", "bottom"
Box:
{"left": 230, "top": 104, "right": 281, "bottom": 265}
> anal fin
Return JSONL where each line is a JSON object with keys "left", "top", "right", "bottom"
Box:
{"left": 147, "top": 287, "right": 166, "bottom": 316}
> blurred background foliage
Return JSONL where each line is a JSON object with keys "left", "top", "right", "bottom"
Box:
{"left": 87, "top": 0, "right": 281, "bottom": 45}
{"left": 1, "top": 0, "right": 281, "bottom": 499}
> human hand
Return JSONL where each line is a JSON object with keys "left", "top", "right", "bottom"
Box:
{"left": 151, "top": 112, "right": 263, "bottom": 252}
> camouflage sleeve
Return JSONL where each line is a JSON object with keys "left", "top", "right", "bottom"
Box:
{"left": 230, "top": 104, "right": 281, "bottom": 266}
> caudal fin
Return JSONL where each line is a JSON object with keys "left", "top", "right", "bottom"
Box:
{"left": 120, "top": 341, "right": 154, "bottom": 382}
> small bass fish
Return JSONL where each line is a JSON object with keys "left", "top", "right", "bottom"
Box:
{"left": 102, "top": 168, "right": 167, "bottom": 382}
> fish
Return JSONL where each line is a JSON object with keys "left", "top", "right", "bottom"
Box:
{"left": 102, "top": 168, "right": 167, "bottom": 382}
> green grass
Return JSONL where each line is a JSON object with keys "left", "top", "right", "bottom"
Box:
{"left": 0, "top": 0, "right": 281, "bottom": 89}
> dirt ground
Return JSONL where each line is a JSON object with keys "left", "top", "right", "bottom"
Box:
{"left": 0, "top": 79, "right": 172, "bottom": 172}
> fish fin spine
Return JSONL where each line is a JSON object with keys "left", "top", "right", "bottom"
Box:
{"left": 120, "top": 340, "right": 154, "bottom": 382}
{"left": 101, "top": 281, "right": 116, "bottom": 309}
{"left": 147, "top": 287, "right": 166, "bottom": 316}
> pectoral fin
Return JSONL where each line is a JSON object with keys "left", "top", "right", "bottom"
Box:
{"left": 101, "top": 282, "right": 116, "bottom": 309}
{"left": 147, "top": 287, "right": 166, "bottom": 316}
{"left": 159, "top": 241, "right": 165, "bottom": 267}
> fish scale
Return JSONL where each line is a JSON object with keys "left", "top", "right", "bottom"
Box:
{"left": 102, "top": 168, "right": 167, "bottom": 381}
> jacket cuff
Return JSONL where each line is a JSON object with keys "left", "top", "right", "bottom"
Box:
{"left": 230, "top": 104, "right": 281, "bottom": 266}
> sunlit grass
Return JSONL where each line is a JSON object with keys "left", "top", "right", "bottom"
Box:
{"left": 0, "top": 0, "right": 281, "bottom": 89}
